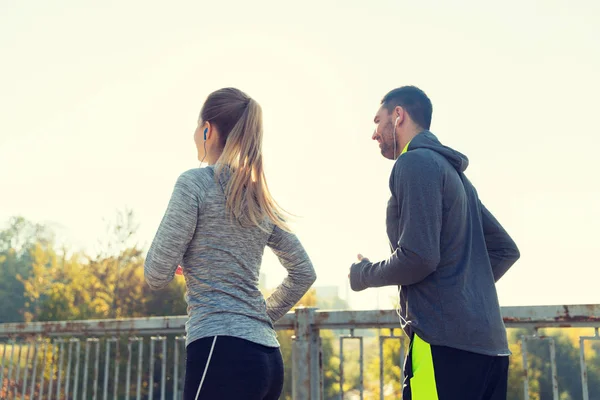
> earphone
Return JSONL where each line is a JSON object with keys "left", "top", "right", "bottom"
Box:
{"left": 200, "top": 127, "right": 208, "bottom": 166}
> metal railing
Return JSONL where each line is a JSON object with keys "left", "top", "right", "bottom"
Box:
{"left": 1, "top": 304, "right": 599, "bottom": 399}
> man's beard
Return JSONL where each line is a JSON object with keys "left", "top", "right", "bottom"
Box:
{"left": 380, "top": 142, "right": 394, "bottom": 159}
{"left": 381, "top": 123, "right": 396, "bottom": 159}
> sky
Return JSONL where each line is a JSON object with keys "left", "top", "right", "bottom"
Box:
{"left": 1, "top": 0, "right": 599, "bottom": 310}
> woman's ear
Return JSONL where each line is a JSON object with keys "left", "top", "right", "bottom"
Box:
{"left": 204, "top": 121, "right": 215, "bottom": 141}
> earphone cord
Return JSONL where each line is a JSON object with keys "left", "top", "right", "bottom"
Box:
{"left": 395, "top": 300, "right": 409, "bottom": 329}
{"left": 393, "top": 117, "right": 408, "bottom": 335}
{"left": 199, "top": 140, "right": 207, "bottom": 167}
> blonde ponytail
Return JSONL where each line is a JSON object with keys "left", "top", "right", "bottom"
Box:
{"left": 201, "top": 88, "right": 290, "bottom": 232}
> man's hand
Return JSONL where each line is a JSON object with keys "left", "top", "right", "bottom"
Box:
{"left": 348, "top": 254, "right": 369, "bottom": 278}
{"left": 348, "top": 253, "right": 371, "bottom": 292}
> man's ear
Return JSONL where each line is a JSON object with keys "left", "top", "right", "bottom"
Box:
{"left": 394, "top": 106, "right": 406, "bottom": 124}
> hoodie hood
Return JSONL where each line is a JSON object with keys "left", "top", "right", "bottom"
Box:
{"left": 407, "top": 131, "right": 469, "bottom": 172}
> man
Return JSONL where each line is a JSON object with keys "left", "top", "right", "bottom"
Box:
{"left": 349, "top": 86, "right": 520, "bottom": 399}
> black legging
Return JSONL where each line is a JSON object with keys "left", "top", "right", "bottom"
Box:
{"left": 184, "top": 335, "right": 284, "bottom": 400}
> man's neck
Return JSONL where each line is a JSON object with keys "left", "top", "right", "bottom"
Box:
{"left": 398, "top": 126, "right": 423, "bottom": 155}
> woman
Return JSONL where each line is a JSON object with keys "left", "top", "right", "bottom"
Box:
{"left": 144, "top": 88, "right": 316, "bottom": 400}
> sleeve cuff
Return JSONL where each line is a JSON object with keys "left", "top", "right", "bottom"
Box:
{"left": 349, "top": 260, "right": 371, "bottom": 292}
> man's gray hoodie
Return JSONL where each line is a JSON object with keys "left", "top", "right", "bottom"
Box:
{"left": 350, "top": 131, "right": 520, "bottom": 356}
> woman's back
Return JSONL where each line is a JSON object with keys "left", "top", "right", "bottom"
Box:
{"left": 145, "top": 166, "right": 315, "bottom": 348}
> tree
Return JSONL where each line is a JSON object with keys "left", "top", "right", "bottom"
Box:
{"left": 506, "top": 328, "right": 600, "bottom": 400}
{"left": 18, "top": 243, "right": 56, "bottom": 321}
{"left": 0, "top": 216, "right": 54, "bottom": 322}
{"left": 93, "top": 208, "right": 144, "bottom": 319}
{"left": 0, "top": 246, "right": 27, "bottom": 322}
{"left": 12, "top": 209, "right": 181, "bottom": 322}
{"left": 361, "top": 329, "right": 407, "bottom": 399}
{"left": 143, "top": 276, "right": 187, "bottom": 317}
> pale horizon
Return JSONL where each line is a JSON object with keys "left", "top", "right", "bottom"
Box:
{"left": 1, "top": 0, "right": 599, "bottom": 311}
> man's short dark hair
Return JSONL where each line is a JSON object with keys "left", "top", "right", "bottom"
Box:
{"left": 381, "top": 86, "right": 433, "bottom": 130}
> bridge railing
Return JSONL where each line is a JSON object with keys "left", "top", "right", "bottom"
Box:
{"left": 1, "top": 304, "right": 599, "bottom": 399}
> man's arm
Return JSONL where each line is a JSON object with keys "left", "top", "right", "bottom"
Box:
{"left": 350, "top": 152, "right": 443, "bottom": 291}
{"left": 480, "top": 201, "right": 520, "bottom": 282}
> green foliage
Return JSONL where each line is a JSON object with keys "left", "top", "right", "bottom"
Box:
{"left": 0, "top": 216, "right": 54, "bottom": 322}
{"left": 0, "top": 211, "right": 188, "bottom": 324}
{"left": 362, "top": 329, "right": 406, "bottom": 399}
{"left": 503, "top": 328, "right": 600, "bottom": 400}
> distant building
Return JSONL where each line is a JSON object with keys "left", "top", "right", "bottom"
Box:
{"left": 315, "top": 286, "right": 339, "bottom": 300}
{"left": 315, "top": 285, "right": 350, "bottom": 310}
